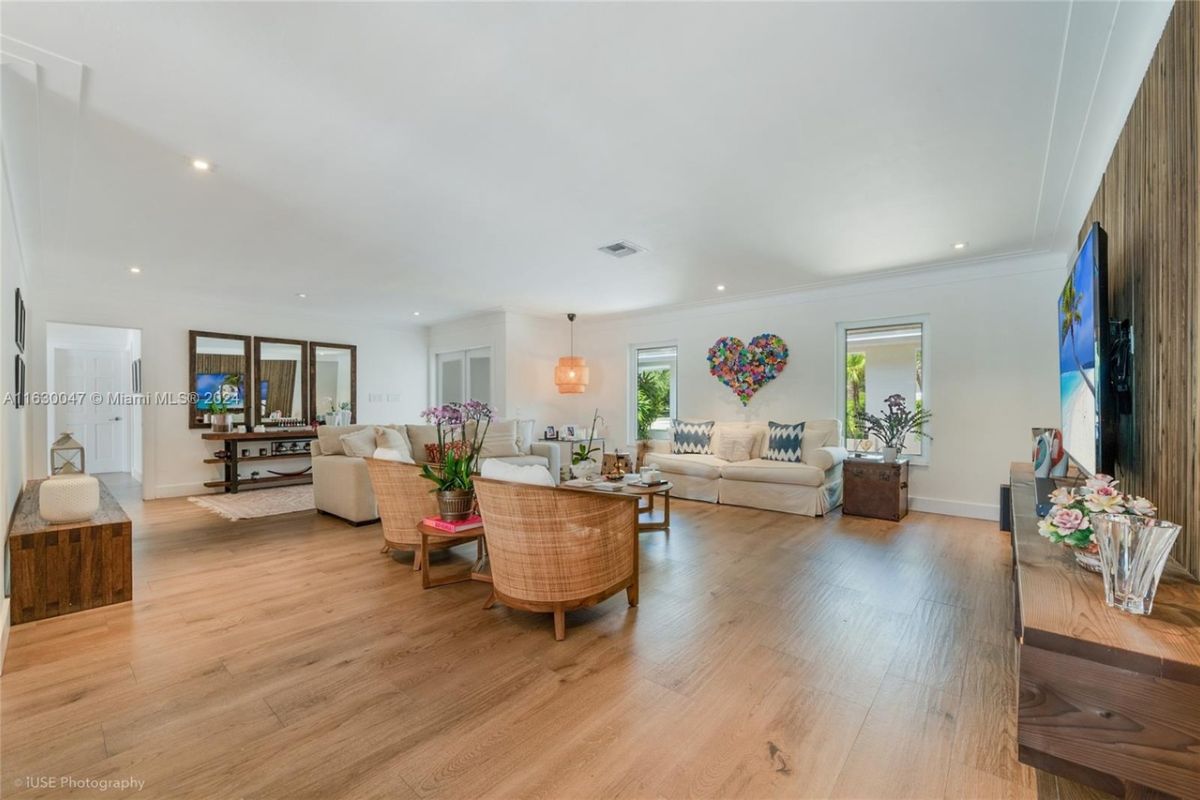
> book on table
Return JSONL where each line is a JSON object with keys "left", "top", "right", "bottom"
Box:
{"left": 421, "top": 515, "right": 483, "bottom": 533}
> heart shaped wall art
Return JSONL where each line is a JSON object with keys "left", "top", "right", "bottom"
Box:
{"left": 706, "top": 333, "right": 789, "bottom": 406}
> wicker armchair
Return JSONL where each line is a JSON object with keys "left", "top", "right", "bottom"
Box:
{"left": 473, "top": 478, "right": 640, "bottom": 640}
{"left": 363, "top": 458, "right": 476, "bottom": 570}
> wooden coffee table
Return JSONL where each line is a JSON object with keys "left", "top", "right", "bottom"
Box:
{"left": 416, "top": 523, "right": 492, "bottom": 589}
{"left": 564, "top": 480, "right": 673, "bottom": 532}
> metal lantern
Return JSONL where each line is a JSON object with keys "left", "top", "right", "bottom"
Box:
{"left": 50, "top": 432, "right": 85, "bottom": 475}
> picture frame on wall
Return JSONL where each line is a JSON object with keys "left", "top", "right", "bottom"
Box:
{"left": 14, "top": 288, "right": 25, "bottom": 353}
{"left": 132, "top": 358, "right": 143, "bottom": 394}
{"left": 14, "top": 354, "right": 24, "bottom": 409}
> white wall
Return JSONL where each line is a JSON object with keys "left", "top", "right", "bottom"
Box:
{"left": 507, "top": 253, "right": 1066, "bottom": 519}
{"left": 26, "top": 285, "right": 428, "bottom": 498}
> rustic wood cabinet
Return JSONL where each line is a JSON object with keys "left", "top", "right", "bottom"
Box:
{"left": 8, "top": 478, "right": 133, "bottom": 624}
{"left": 842, "top": 457, "right": 908, "bottom": 521}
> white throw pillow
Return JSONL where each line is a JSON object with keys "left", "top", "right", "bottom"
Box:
{"left": 480, "top": 459, "right": 555, "bottom": 487}
{"left": 374, "top": 426, "right": 414, "bottom": 462}
{"left": 339, "top": 427, "right": 378, "bottom": 458}
{"left": 479, "top": 419, "right": 520, "bottom": 459}
{"left": 372, "top": 446, "right": 415, "bottom": 464}
{"left": 714, "top": 429, "right": 758, "bottom": 463}
{"left": 514, "top": 419, "right": 536, "bottom": 455}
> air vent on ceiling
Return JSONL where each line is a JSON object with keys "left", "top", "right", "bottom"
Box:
{"left": 598, "top": 240, "right": 643, "bottom": 258}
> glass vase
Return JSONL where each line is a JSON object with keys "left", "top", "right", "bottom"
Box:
{"left": 1090, "top": 513, "right": 1181, "bottom": 616}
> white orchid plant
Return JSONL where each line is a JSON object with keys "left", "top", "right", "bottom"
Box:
{"left": 1037, "top": 474, "right": 1156, "bottom": 549}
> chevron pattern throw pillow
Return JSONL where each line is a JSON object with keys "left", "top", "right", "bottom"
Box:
{"left": 671, "top": 420, "right": 715, "bottom": 455}
{"left": 764, "top": 421, "right": 805, "bottom": 462}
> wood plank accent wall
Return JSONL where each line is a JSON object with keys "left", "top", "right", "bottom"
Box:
{"left": 1079, "top": 2, "right": 1200, "bottom": 578}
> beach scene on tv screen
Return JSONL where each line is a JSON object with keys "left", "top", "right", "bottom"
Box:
{"left": 1058, "top": 233, "right": 1098, "bottom": 474}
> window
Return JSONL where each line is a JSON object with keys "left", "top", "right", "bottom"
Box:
{"left": 435, "top": 347, "right": 491, "bottom": 405}
{"left": 838, "top": 319, "right": 927, "bottom": 458}
{"left": 631, "top": 344, "right": 677, "bottom": 440}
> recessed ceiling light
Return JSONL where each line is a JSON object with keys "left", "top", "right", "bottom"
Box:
{"left": 296, "top": 293, "right": 307, "bottom": 299}
{"left": 128, "top": 266, "right": 141, "bottom": 274}
{"left": 412, "top": 311, "right": 421, "bottom": 317}
{"left": 192, "top": 158, "right": 211, "bottom": 172}
{"left": 953, "top": 242, "right": 968, "bottom": 250}
{"left": 716, "top": 284, "right": 726, "bottom": 291}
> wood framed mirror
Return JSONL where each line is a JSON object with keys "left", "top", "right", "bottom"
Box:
{"left": 189, "top": 330, "right": 252, "bottom": 429}
{"left": 308, "top": 342, "right": 357, "bottom": 425}
{"left": 253, "top": 337, "right": 310, "bottom": 426}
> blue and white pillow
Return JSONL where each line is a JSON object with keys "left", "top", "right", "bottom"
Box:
{"left": 764, "top": 421, "right": 805, "bottom": 462}
{"left": 671, "top": 420, "right": 715, "bottom": 455}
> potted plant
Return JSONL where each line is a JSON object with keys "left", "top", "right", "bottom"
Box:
{"left": 207, "top": 373, "right": 242, "bottom": 433}
{"left": 419, "top": 400, "right": 495, "bottom": 521}
{"left": 853, "top": 393, "right": 932, "bottom": 462}
{"left": 1037, "top": 474, "right": 1156, "bottom": 572}
{"left": 570, "top": 409, "right": 604, "bottom": 479}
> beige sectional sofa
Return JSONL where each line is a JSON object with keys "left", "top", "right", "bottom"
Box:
{"left": 642, "top": 419, "right": 847, "bottom": 516}
{"left": 312, "top": 421, "right": 560, "bottom": 524}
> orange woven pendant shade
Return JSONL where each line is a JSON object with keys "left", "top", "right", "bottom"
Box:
{"left": 555, "top": 356, "right": 589, "bottom": 394}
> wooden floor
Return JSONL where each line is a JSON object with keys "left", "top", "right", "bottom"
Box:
{"left": 1, "top": 485, "right": 1110, "bottom": 799}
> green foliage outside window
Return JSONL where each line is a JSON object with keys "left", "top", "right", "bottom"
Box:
{"left": 636, "top": 368, "right": 672, "bottom": 440}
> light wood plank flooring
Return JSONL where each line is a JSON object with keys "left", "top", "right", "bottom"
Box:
{"left": 1, "top": 492, "right": 1105, "bottom": 799}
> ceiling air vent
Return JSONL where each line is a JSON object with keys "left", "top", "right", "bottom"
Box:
{"left": 598, "top": 240, "right": 643, "bottom": 258}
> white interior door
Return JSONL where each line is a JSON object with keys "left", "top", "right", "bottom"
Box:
{"left": 55, "top": 348, "right": 129, "bottom": 474}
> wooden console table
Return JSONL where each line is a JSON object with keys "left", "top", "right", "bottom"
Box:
{"left": 1009, "top": 462, "right": 1200, "bottom": 799}
{"left": 201, "top": 430, "right": 317, "bottom": 493}
{"left": 8, "top": 478, "right": 133, "bottom": 624}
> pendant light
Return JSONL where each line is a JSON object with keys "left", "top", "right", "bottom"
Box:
{"left": 555, "top": 313, "right": 589, "bottom": 394}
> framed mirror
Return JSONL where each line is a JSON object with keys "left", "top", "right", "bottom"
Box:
{"left": 253, "top": 337, "right": 309, "bottom": 426}
{"left": 189, "top": 330, "right": 252, "bottom": 429}
{"left": 308, "top": 342, "right": 357, "bottom": 425}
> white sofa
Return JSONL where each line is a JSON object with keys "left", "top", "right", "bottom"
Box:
{"left": 642, "top": 419, "right": 847, "bottom": 516}
{"left": 312, "top": 421, "right": 560, "bottom": 524}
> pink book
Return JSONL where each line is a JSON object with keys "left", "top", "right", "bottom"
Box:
{"left": 422, "top": 515, "right": 483, "bottom": 533}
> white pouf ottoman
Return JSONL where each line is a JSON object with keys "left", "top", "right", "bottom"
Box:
{"left": 39, "top": 474, "right": 101, "bottom": 523}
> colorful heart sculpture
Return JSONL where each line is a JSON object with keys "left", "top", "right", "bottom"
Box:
{"left": 706, "top": 333, "right": 789, "bottom": 406}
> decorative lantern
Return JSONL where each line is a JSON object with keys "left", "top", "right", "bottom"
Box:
{"left": 50, "top": 432, "right": 85, "bottom": 475}
{"left": 554, "top": 312, "right": 589, "bottom": 394}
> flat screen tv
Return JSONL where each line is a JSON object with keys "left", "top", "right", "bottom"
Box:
{"left": 1058, "top": 222, "right": 1115, "bottom": 476}
{"left": 195, "top": 372, "right": 245, "bottom": 411}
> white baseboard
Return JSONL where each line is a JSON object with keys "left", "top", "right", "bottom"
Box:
{"left": 909, "top": 496, "right": 1000, "bottom": 521}
{"left": 154, "top": 482, "right": 211, "bottom": 499}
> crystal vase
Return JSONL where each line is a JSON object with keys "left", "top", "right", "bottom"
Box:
{"left": 1090, "top": 513, "right": 1182, "bottom": 616}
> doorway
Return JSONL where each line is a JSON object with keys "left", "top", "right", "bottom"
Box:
{"left": 45, "top": 323, "right": 143, "bottom": 493}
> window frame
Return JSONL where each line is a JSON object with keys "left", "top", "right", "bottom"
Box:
{"left": 835, "top": 314, "right": 931, "bottom": 466}
{"left": 433, "top": 346, "right": 493, "bottom": 407}
{"left": 628, "top": 341, "right": 679, "bottom": 443}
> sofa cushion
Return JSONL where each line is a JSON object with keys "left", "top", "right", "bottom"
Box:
{"left": 340, "top": 427, "right": 378, "bottom": 458}
{"left": 372, "top": 446, "right": 415, "bottom": 464}
{"left": 488, "top": 454, "right": 550, "bottom": 468}
{"left": 480, "top": 419, "right": 520, "bottom": 458}
{"left": 317, "top": 424, "right": 369, "bottom": 455}
{"left": 799, "top": 419, "right": 841, "bottom": 464}
{"left": 713, "top": 429, "right": 758, "bottom": 462}
{"left": 480, "top": 459, "right": 556, "bottom": 487}
{"left": 671, "top": 420, "right": 715, "bottom": 455}
{"left": 405, "top": 424, "right": 440, "bottom": 463}
{"left": 720, "top": 458, "right": 825, "bottom": 487}
{"left": 643, "top": 452, "right": 727, "bottom": 480}
{"left": 764, "top": 421, "right": 805, "bottom": 462}
{"left": 374, "top": 426, "right": 413, "bottom": 462}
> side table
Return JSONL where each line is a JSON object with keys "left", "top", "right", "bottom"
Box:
{"left": 416, "top": 523, "right": 492, "bottom": 589}
{"left": 843, "top": 457, "right": 909, "bottom": 521}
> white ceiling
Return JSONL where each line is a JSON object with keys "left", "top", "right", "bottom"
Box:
{"left": 0, "top": 1, "right": 1172, "bottom": 324}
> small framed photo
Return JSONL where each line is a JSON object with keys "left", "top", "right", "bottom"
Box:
{"left": 13, "top": 354, "right": 24, "bottom": 409}
{"left": 543, "top": 425, "right": 557, "bottom": 440}
{"left": 131, "top": 358, "right": 143, "bottom": 394}
{"left": 563, "top": 425, "right": 576, "bottom": 439}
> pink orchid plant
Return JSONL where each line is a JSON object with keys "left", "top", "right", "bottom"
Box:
{"left": 1037, "top": 474, "right": 1156, "bottom": 549}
